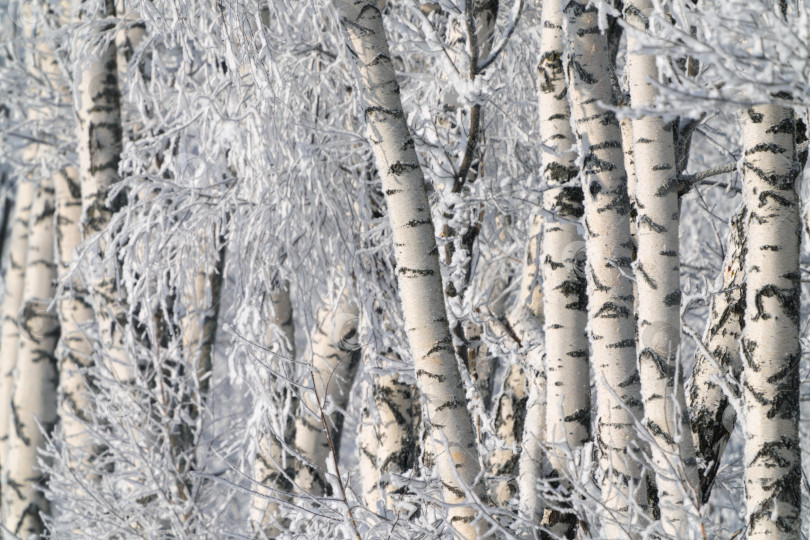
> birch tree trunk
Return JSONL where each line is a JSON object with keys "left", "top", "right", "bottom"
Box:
{"left": 563, "top": 2, "right": 644, "bottom": 535}
{"left": 687, "top": 205, "right": 745, "bottom": 502}
{"left": 331, "top": 1, "right": 484, "bottom": 536}
{"left": 371, "top": 374, "right": 416, "bottom": 511}
{"left": 3, "top": 176, "right": 58, "bottom": 538}
{"left": 252, "top": 285, "right": 297, "bottom": 535}
{"left": 741, "top": 105, "right": 801, "bottom": 539}
{"left": 489, "top": 363, "right": 527, "bottom": 507}
{"left": 512, "top": 214, "right": 547, "bottom": 526}
{"left": 293, "top": 298, "right": 360, "bottom": 496}
{"left": 74, "top": 0, "right": 128, "bottom": 381}
{"left": 516, "top": 339, "right": 546, "bottom": 531}
{"left": 358, "top": 397, "right": 381, "bottom": 511}
{"left": 488, "top": 220, "right": 532, "bottom": 509}
{"left": 624, "top": 0, "right": 699, "bottom": 531}
{"left": 54, "top": 163, "right": 97, "bottom": 473}
{"left": 0, "top": 180, "right": 33, "bottom": 489}
{"left": 534, "top": 0, "right": 590, "bottom": 533}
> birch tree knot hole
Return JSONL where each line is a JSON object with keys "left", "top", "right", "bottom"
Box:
{"left": 18, "top": 297, "right": 55, "bottom": 342}
{"left": 175, "top": 153, "right": 208, "bottom": 184}
{"left": 563, "top": 240, "right": 588, "bottom": 279}
{"left": 10, "top": 2, "right": 47, "bottom": 30}
{"left": 332, "top": 310, "right": 362, "bottom": 352}
{"left": 640, "top": 320, "right": 677, "bottom": 356}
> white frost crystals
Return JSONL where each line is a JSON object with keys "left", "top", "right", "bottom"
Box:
{"left": 0, "top": 0, "right": 807, "bottom": 538}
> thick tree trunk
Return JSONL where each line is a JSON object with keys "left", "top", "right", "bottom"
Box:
{"left": 3, "top": 176, "right": 59, "bottom": 538}
{"left": 687, "top": 205, "right": 745, "bottom": 502}
{"left": 624, "top": 0, "right": 699, "bottom": 532}
{"left": 534, "top": 0, "right": 590, "bottom": 534}
{"left": 331, "top": 2, "right": 484, "bottom": 536}
{"left": 741, "top": 105, "right": 801, "bottom": 539}
{"left": 0, "top": 181, "right": 33, "bottom": 487}
{"left": 563, "top": 1, "right": 644, "bottom": 535}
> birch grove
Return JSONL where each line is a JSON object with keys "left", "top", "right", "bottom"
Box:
{"left": 0, "top": 0, "right": 809, "bottom": 537}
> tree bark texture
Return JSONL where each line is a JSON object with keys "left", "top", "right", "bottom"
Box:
{"left": 741, "top": 105, "right": 801, "bottom": 539}
{"left": 624, "top": 0, "right": 700, "bottom": 532}
{"left": 563, "top": 1, "right": 644, "bottom": 535}
{"left": 331, "top": 1, "right": 484, "bottom": 536}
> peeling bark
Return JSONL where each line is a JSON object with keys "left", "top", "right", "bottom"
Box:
{"left": 687, "top": 205, "right": 746, "bottom": 503}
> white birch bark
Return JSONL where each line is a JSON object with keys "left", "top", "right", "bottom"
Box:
{"left": 687, "top": 205, "right": 745, "bottom": 502}
{"left": 3, "top": 176, "right": 58, "bottom": 538}
{"left": 293, "top": 298, "right": 360, "bottom": 496}
{"left": 0, "top": 181, "right": 33, "bottom": 487}
{"left": 563, "top": 2, "right": 644, "bottom": 535}
{"left": 489, "top": 364, "right": 527, "bottom": 507}
{"left": 371, "top": 374, "right": 416, "bottom": 511}
{"left": 488, "top": 220, "right": 532, "bottom": 509}
{"left": 358, "top": 399, "right": 381, "bottom": 512}
{"left": 741, "top": 105, "right": 801, "bottom": 539}
{"left": 620, "top": 116, "right": 638, "bottom": 270}
{"left": 624, "top": 0, "right": 699, "bottom": 531}
{"left": 252, "top": 285, "right": 297, "bottom": 534}
{"left": 535, "top": 0, "right": 591, "bottom": 533}
{"left": 331, "top": 2, "right": 484, "bottom": 536}
{"left": 74, "top": 0, "right": 128, "bottom": 381}
{"left": 54, "top": 163, "right": 97, "bottom": 473}
{"left": 516, "top": 336, "right": 546, "bottom": 530}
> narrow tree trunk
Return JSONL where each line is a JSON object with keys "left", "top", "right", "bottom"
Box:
{"left": 171, "top": 231, "right": 225, "bottom": 527}
{"left": 252, "top": 284, "right": 297, "bottom": 535}
{"left": 331, "top": 2, "right": 484, "bottom": 536}
{"left": 514, "top": 216, "right": 549, "bottom": 527}
{"left": 516, "top": 334, "right": 546, "bottom": 530}
{"left": 358, "top": 398, "right": 381, "bottom": 512}
{"left": 488, "top": 217, "right": 533, "bottom": 509}
{"left": 293, "top": 298, "right": 360, "bottom": 496}
{"left": 54, "top": 163, "right": 97, "bottom": 473}
{"left": 741, "top": 105, "right": 801, "bottom": 539}
{"left": 74, "top": 0, "right": 128, "bottom": 381}
{"left": 624, "top": 0, "right": 700, "bottom": 532}
{"left": 563, "top": 2, "right": 644, "bottom": 535}
{"left": 0, "top": 181, "right": 33, "bottom": 488}
{"left": 489, "top": 363, "right": 527, "bottom": 507}
{"left": 3, "top": 176, "right": 59, "bottom": 538}
{"left": 687, "top": 205, "right": 746, "bottom": 502}
{"left": 371, "top": 374, "right": 416, "bottom": 510}
{"left": 535, "top": 0, "right": 590, "bottom": 533}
